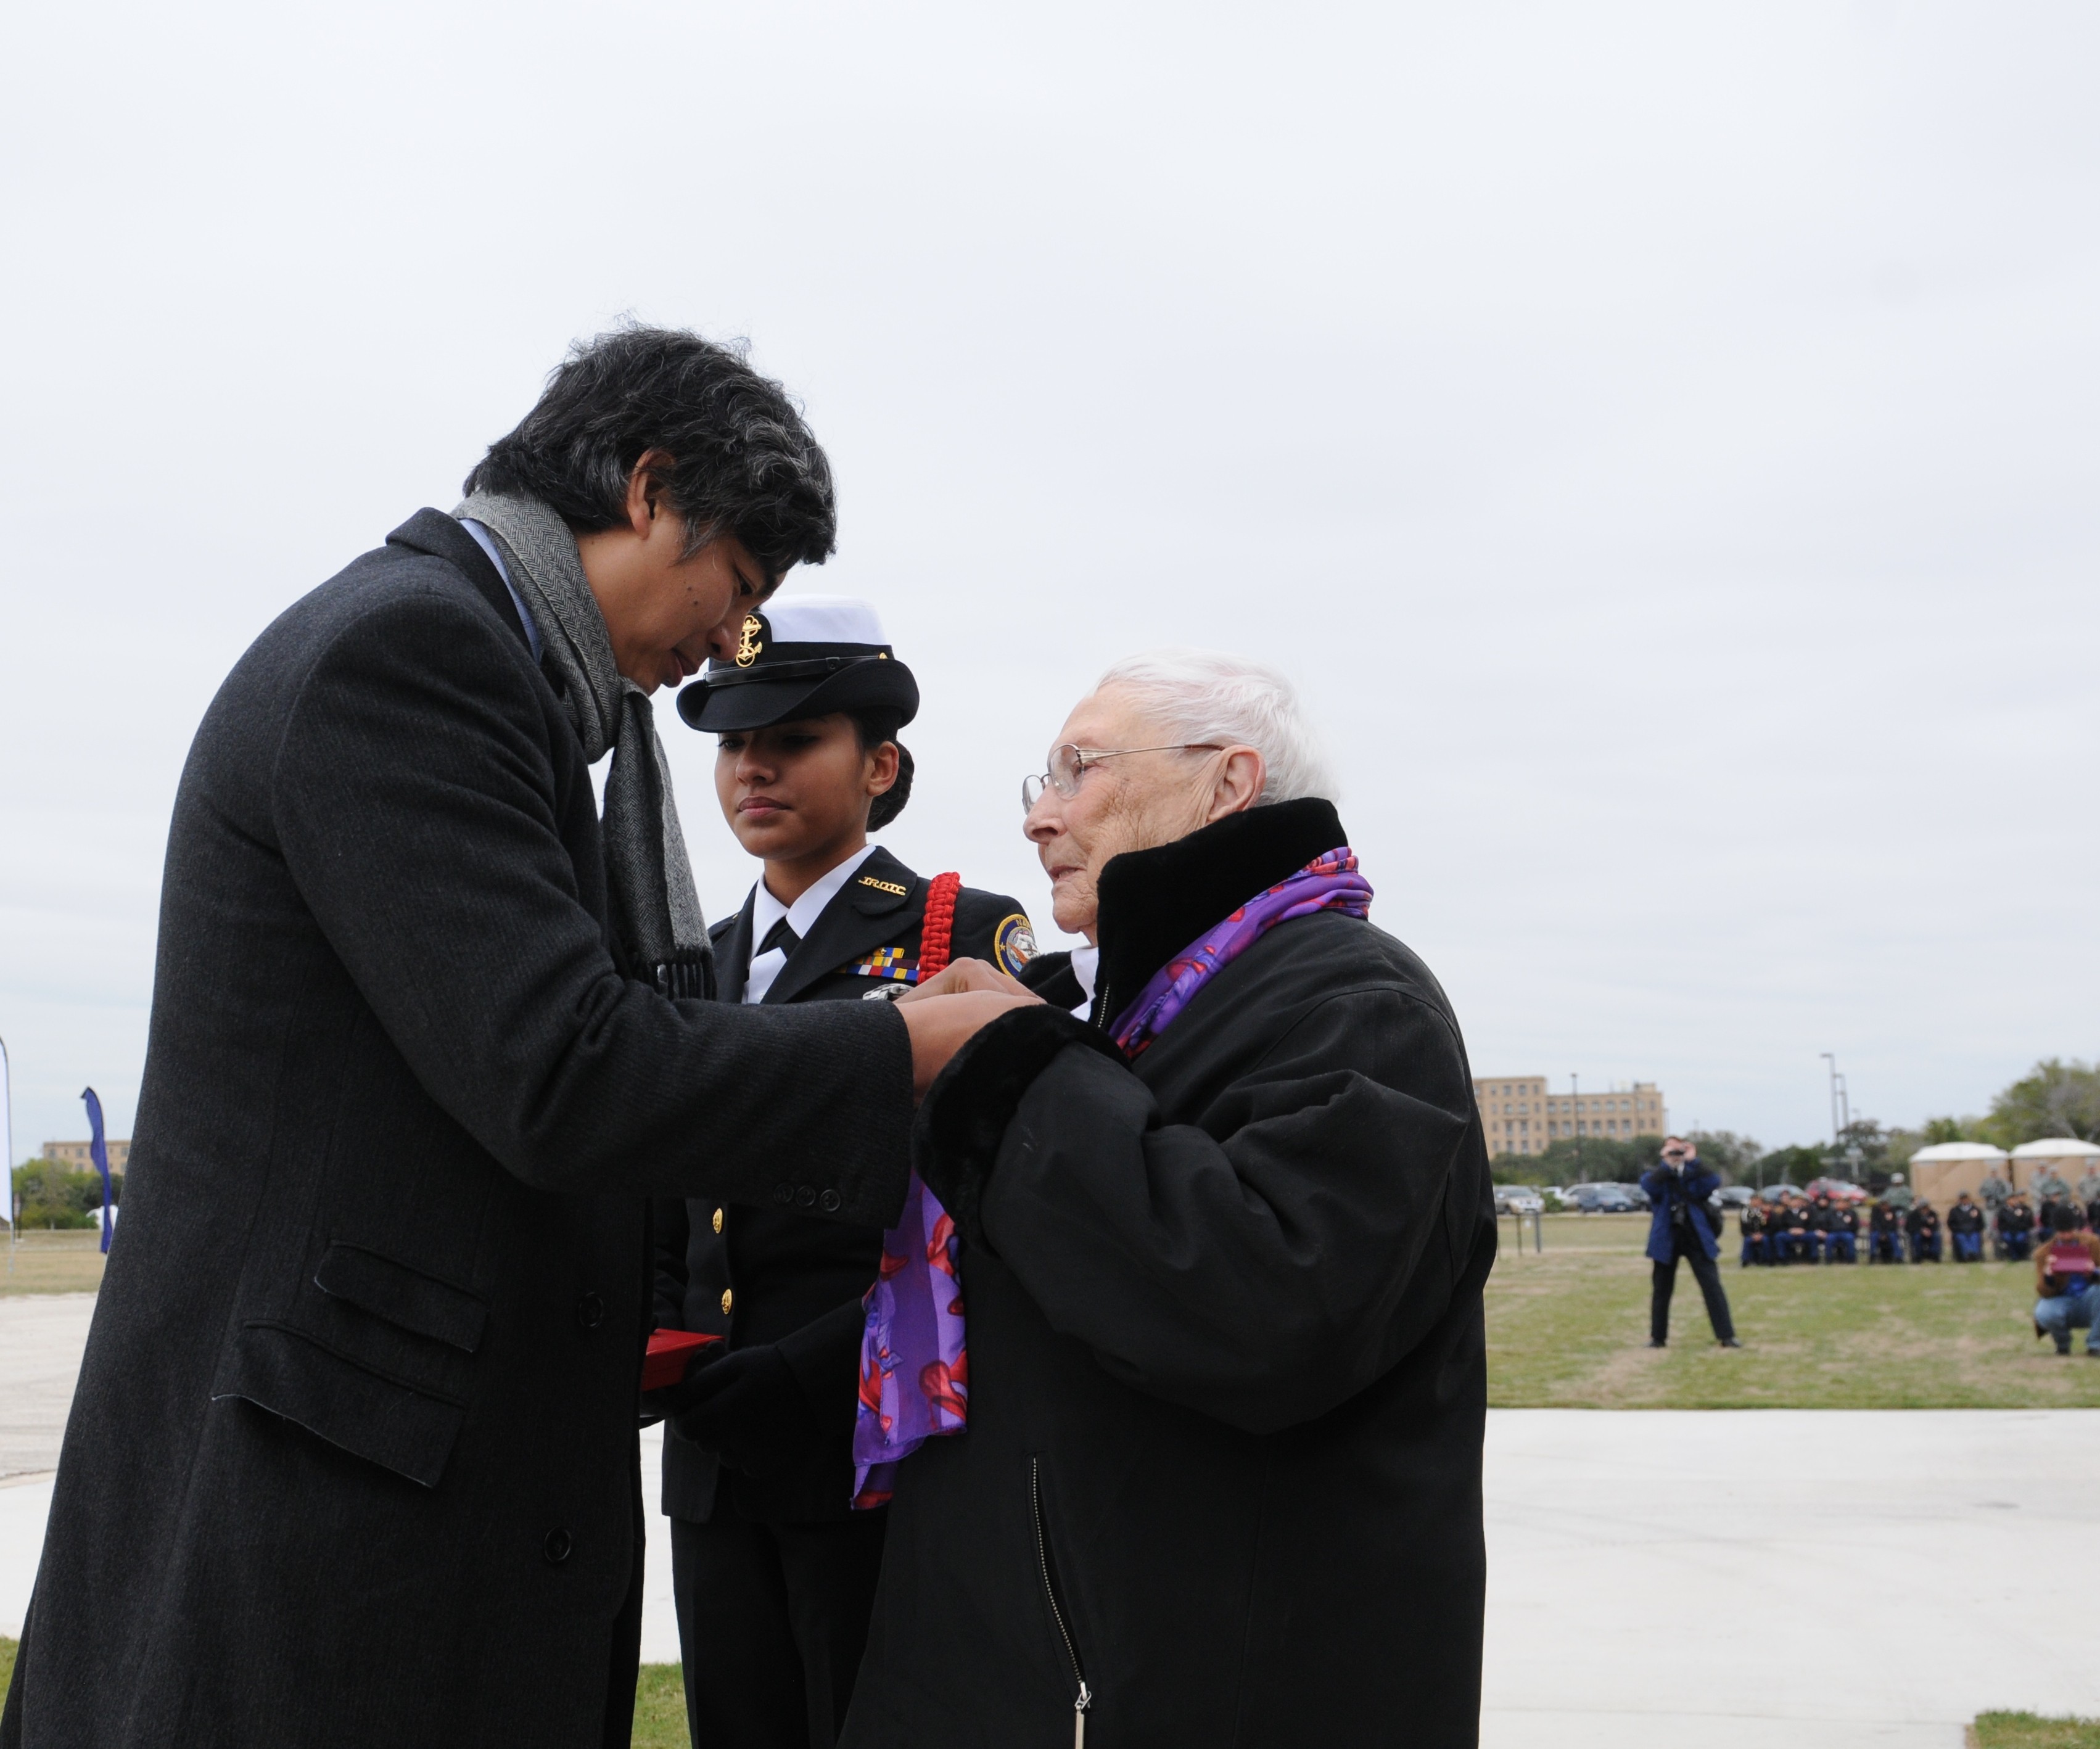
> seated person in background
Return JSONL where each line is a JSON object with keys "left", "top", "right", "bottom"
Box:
{"left": 1947, "top": 1190, "right": 1987, "bottom": 1262}
{"left": 1885, "top": 1172, "right": 1915, "bottom": 1212}
{"left": 654, "top": 599, "right": 1034, "bottom": 1749}
{"left": 1906, "top": 1198, "right": 1943, "bottom": 1262}
{"left": 2032, "top": 1204, "right": 2100, "bottom": 1357}
{"left": 1998, "top": 1193, "right": 2036, "bottom": 1262}
{"left": 1779, "top": 1194, "right": 1814, "bottom": 1264}
{"left": 1867, "top": 1196, "right": 1904, "bottom": 1264}
{"left": 842, "top": 651, "right": 1496, "bottom": 1748}
{"left": 2033, "top": 1171, "right": 2070, "bottom": 1240}
{"left": 1739, "top": 1198, "right": 1768, "bottom": 1267}
{"left": 1826, "top": 1195, "right": 1860, "bottom": 1264}
{"left": 1806, "top": 1193, "right": 1837, "bottom": 1263}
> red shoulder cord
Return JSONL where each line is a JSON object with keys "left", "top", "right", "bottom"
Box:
{"left": 917, "top": 872, "right": 961, "bottom": 980}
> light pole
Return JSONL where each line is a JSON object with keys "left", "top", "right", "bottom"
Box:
{"left": 1820, "top": 1052, "right": 1840, "bottom": 1148}
{"left": 1572, "top": 1072, "right": 1584, "bottom": 1184}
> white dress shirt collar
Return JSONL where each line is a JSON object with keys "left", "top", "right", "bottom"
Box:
{"left": 743, "top": 842, "right": 883, "bottom": 1005}
{"left": 459, "top": 517, "right": 545, "bottom": 664}
{"left": 1067, "top": 942, "right": 1100, "bottom": 1020}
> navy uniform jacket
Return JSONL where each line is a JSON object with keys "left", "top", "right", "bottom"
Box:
{"left": 654, "top": 846, "right": 1032, "bottom": 1524}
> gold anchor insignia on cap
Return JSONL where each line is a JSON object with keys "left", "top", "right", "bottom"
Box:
{"left": 735, "top": 614, "right": 764, "bottom": 667}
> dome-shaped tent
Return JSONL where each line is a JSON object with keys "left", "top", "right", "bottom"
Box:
{"left": 1906, "top": 1141, "right": 2009, "bottom": 1204}
{"left": 2010, "top": 1137, "right": 2100, "bottom": 1192}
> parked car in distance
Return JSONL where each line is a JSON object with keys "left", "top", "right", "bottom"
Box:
{"left": 1504, "top": 1191, "right": 1545, "bottom": 1216}
{"left": 1715, "top": 1185, "right": 1754, "bottom": 1208}
{"left": 1566, "top": 1183, "right": 1641, "bottom": 1213}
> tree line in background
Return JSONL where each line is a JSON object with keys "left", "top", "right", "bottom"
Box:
{"left": 1491, "top": 1057, "right": 2100, "bottom": 1188}
{"left": 9, "top": 1161, "right": 123, "bottom": 1230}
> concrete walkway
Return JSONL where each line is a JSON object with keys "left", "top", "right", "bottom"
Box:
{"left": 3, "top": 1299, "right": 2094, "bottom": 1741}
{"left": 0, "top": 1296, "right": 97, "bottom": 1479}
{"left": 1481, "top": 1409, "right": 2099, "bottom": 1747}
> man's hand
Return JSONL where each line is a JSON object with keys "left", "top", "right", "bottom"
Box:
{"left": 897, "top": 987, "right": 1040, "bottom": 1100}
{"left": 896, "top": 957, "right": 1038, "bottom": 1003}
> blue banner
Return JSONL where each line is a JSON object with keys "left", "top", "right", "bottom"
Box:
{"left": 81, "top": 1087, "right": 112, "bottom": 1255}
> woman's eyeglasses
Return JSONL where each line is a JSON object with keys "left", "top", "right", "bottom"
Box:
{"left": 1021, "top": 743, "right": 1223, "bottom": 812}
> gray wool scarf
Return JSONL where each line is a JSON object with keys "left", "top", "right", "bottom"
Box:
{"left": 455, "top": 490, "right": 714, "bottom": 1000}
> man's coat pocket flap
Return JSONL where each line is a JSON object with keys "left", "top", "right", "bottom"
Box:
{"left": 313, "top": 1241, "right": 488, "bottom": 1353}
{"left": 213, "top": 1322, "right": 466, "bottom": 1489}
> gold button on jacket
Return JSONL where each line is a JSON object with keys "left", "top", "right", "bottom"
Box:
{"left": 720, "top": 1288, "right": 734, "bottom": 1315}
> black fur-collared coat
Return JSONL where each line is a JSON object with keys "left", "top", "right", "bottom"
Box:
{"left": 842, "top": 798, "right": 1496, "bottom": 1749}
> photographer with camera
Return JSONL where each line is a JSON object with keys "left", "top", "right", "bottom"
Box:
{"left": 2032, "top": 1203, "right": 2100, "bottom": 1357}
{"left": 1642, "top": 1137, "right": 1742, "bottom": 1349}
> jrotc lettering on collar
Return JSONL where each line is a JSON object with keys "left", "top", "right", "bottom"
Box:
{"left": 858, "top": 875, "right": 908, "bottom": 895}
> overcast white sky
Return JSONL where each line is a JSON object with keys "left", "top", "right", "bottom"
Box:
{"left": 3, "top": 2, "right": 2096, "bottom": 1160}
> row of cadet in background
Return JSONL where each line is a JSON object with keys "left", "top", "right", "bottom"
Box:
{"left": 1731, "top": 1183, "right": 2100, "bottom": 1265}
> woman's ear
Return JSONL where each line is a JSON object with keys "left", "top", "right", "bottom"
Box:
{"left": 865, "top": 739, "right": 902, "bottom": 799}
{"left": 1204, "top": 746, "right": 1266, "bottom": 823}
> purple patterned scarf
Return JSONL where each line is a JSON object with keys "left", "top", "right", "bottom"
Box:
{"left": 850, "top": 844, "right": 1373, "bottom": 1507}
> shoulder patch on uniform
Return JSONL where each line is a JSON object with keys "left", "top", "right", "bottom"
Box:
{"left": 992, "top": 913, "right": 1037, "bottom": 976}
{"left": 857, "top": 876, "right": 909, "bottom": 896}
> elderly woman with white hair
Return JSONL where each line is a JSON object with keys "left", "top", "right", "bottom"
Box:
{"left": 841, "top": 651, "right": 1495, "bottom": 1749}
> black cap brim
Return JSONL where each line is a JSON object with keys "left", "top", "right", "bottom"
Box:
{"left": 677, "top": 657, "right": 920, "bottom": 733}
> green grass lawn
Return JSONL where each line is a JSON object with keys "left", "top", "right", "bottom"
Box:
{"left": 632, "top": 1662, "right": 686, "bottom": 1747}
{"left": 0, "top": 1230, "right": 106, "bottom": 1297}
{"left": 1486, "top": 1214, "right": 2100, "bottom": 1409}
{"left": 1972, "top": 1714, "right": 2100, "bottom": 1748}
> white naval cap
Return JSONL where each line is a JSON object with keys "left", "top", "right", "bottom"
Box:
{"left": 757, "top": 596, "right": 889, "bottom": 646}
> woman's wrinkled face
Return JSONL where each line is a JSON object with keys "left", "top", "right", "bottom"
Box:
{"left": 1022, "top": 687, "right": 1224, "bottom": 940}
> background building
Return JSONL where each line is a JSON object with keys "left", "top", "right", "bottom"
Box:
{"left": 39, "top": 1139, "right": 130, "bottom": 1173}
{"left": 1473, "top": 1079, "right": 1668, "bottom": 1158}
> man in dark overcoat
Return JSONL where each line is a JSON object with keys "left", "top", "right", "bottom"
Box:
{"left": 0, "top": 329, "right": 1019, "bottom": 1749}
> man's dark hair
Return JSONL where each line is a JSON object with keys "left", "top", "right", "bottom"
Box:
{"left": 2053, "top": 1202, "right": 2083, "bottom": 1233}
{"left": 848, "top": 709, "right": 913, "bottom": 831}
{"left": 464, "top": 326, "right": 836, "bottom": 582}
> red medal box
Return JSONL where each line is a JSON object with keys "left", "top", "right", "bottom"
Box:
{"left": 643, "top": 1328, "right": 723, "bottom": 1391}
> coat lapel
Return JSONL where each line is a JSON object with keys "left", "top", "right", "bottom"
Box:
{"left": 715, "top": 888, "right": 757, "bottom": 1005}
{"left": 764, "top": 847, "right": 923, "bottom": 1006}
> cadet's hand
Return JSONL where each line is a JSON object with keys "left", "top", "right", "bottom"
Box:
{"left": 638, "top": 1342, "right": 727, "bottom": 1430}
{"left": 670, "top": 1344, "right": 821, "bottom": 1474}
{"left": 897, "top": 989, "right": 1039, "bottom": 1100}
{"left": 896, "top": 957, "right": 1039, "bottom": 1004}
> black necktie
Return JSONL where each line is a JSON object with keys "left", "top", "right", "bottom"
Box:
{"left": 758, "top": 916, "right": 800, "bottom": 958}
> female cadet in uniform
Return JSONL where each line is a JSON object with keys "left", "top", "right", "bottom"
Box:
{"left": 651, "top": 598, "right": 1034, "bottom": 1749}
